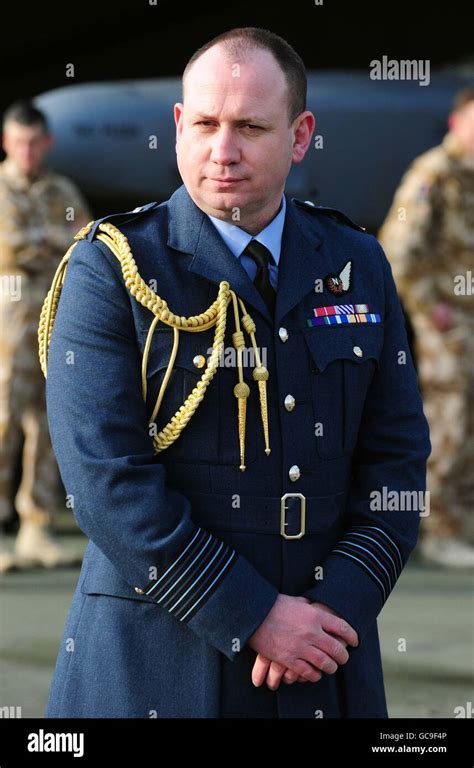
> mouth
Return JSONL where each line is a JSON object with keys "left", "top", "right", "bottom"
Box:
{"left": 209, "top": 177, "right": 246, "bottom": 187}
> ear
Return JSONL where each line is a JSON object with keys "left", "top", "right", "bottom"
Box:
{"left": 291, "top": 110, "right": 316, "bottom": 164}
{"left": 174, "top": 103, "right": 184, "bottom": 134}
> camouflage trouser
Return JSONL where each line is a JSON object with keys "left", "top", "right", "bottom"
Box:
{"left": 413, "top": 312, "right": 474, "bottom": 539}
{"left": 0, "top": 275, "right": 59, "bottom": 526}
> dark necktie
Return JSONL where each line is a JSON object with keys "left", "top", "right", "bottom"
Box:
{"left": 242, "top": 239, "right": 276, "bottom": 315}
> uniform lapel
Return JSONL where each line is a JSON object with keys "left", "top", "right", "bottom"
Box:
{"left": 275, "top": 196, "right": 325, "bottom": 327}
{"left": 167, "top": 184, "right": 272, "bottom": 325}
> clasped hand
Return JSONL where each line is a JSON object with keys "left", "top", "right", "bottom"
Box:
{"left": 247, "top": 595, "right": 359, "bottom": 691}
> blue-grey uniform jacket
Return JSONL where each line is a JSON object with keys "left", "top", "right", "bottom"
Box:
{"left": 44, "top": 183, "right": 430, "bottom": 718}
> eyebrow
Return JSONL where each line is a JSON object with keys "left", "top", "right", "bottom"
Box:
{"left": 192, "top": 113, "right": 271, "bottom": 126}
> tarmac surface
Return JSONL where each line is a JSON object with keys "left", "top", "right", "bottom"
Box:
{"left": 1, "top": 521, "right": 473, "bottom": 719}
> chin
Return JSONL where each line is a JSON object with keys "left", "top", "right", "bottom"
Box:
{"left": 203, "top": 191, "right": 250, "bottom": 214}
{"left": 213, "top": 191, "right": 245, "bottom": 205}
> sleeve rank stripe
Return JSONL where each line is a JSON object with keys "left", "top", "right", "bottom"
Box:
{"left": 157, "top": 536, "right": 231, "bottom": 608}
{"left": 342, "top": 532, "right": 399, "bottom": 584}
{"left": 141, "top": 525, "right": 238, "bottom": 623}
{"left": 172, "top": 548, "right": 238, "bottom": 623}
{"left": 337, "top": 539, "right": 394, "bottom": 594}
{"left": 352, "top": 525, "right": 403, "bottom": 573}
{"left": 332, "top": 548, "right": 388, "bottom": 601}
{"left": 153, "top": 533, "right": 218, "bottom": 605}
{"left": 144, "top": 527, "right": 206, "bottom": 596}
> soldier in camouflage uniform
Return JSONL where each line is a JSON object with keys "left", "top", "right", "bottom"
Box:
{"left": 0, "top": 101, "right": 91, "bottom": 572}
{"left": 379, "top": 86, "right": 474, "bottom": 568}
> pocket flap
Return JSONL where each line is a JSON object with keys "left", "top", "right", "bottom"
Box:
{"left": 304, "top": 325, "right": 384, "bottom": 373}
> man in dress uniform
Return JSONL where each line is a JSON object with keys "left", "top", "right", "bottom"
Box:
{"left": 0, "top": 101, "right": 91, "bottom": 572}
{"left": 379, "top": 86, "right": 474, "bottom": 569}
{"left": 42, "top": 28, "right": 430, "bottom": 718}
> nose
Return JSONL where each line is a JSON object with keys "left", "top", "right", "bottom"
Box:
{"left": 210, "top": 127, "right": 240, "bottom": 166}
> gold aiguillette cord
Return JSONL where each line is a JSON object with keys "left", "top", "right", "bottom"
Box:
{"left": 229, "top": 290, "right": 270, "bottom": 470}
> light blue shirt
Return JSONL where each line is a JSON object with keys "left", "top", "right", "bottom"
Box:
{"left": 207, "top": 194, "right": 286, "bottom": 290}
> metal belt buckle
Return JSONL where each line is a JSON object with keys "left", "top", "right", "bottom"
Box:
{"left": 280, "top": 493, "right": 306, "bottom": 540}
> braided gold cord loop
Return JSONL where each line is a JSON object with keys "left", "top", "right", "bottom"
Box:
{"left": 150, "top": 279, "right": 229, "bottom": 452}
{"left": 38, "top": 242, "right": 81, "bottom": 378}
{"left": 37, "top": 219, "right": 271, "bottom": 468}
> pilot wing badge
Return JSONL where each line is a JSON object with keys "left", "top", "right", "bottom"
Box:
{"left": 324, "top": 260, "right": 352, "bottom": 296}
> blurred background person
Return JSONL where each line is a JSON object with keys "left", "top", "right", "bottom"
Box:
{"left": 0, "top": 101, "right": 91, "bottom": 572}
{"left": 379, "top": 86, "right": 474, "bottom": 569}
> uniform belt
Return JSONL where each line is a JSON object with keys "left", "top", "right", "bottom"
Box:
{"left": 183, "top": 489, "right": 346, "bottom": 539}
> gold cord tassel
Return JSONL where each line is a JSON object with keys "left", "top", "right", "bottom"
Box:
{"left": 235, "top": 384, "right": 250, "bottom": 471}
{"left": 254, "top": 368, "right": 270, "bottom": 455}
{"left": 230, "top": 290, "right": 250, "bottom": 470}
{"left": 239, "top": 298, "right": 271, "bottom": 456}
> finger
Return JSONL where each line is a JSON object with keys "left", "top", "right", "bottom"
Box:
{"left": 283, "top": 669, "right": 308, "bottom": 683}
{"left": 282, "top": 671, "right": 308, "bottom": 684}
{"left": 303, "top": 646, "right": 339, "bottom": 675}
{"left": 288, "top": 659, "right": 323, "bottom": 684}
{"left": 316, "top": 632, "right": 350, "bottom": 666}
{"left": 321, "top": 613, "right": 359, "bottom": 648}
{"left": 326, "top": 631, "right": 348, "bottom": 648}
{"left": 282, "top": 669, "right": 299, "bottom": 684}
{"left": 266, "top": 661, "right": 287, "bottom": 691}
{"left": 252, "top": 654, "right": 272, "bottom": 687}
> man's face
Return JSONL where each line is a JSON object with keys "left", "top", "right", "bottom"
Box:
{"left": 174, "top": 45, "right": 314, "bottom": 228}
{"left": 2, "top": 121, "right": 52, "bottom": 177}
{"left": 450, "top": 101, "right": 474, "bottom": 156}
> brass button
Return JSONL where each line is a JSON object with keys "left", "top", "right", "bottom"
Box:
{"left": 284, "top": 394, "right": 296, "bottom": 412}
{"left": 193, "top": 354, "right": 206, "bottom": 368}
{"left": 289, "top": 464, "right": 301, "bottom": 482}
{"left": 353, "top": 346, "right": 363, "bottom": 358}
{"left": 134, "top": 586, "right": 145, "bottom": 594}
{"left": 278, "top": 327, "right": 289, "bottom": 343}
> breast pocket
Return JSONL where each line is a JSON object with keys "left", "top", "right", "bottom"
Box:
{"left": 303, "top": 325, "right": 384, "bottom": 459}
{"left": 140, "top": 325, "right": 258, "bottom": 466}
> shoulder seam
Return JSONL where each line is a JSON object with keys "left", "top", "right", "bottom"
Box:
{"left": 291, "top": 197, "right": 367, "bottom": 232}
{"left": 84, "top": 201, "right": 160, "bottom": 242}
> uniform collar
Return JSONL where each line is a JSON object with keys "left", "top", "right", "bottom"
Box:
{"left": 206, "top": 195, "right": 286, "bottom": 265}
{"left": 0, "top": 157, "right": 50, "bottom": 190}
{"left": 442, "top": 132, "right": 474, "bottom": 170}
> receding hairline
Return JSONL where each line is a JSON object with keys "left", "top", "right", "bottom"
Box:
{"left": 182, "top": 40, "right": 293, "bottom": 121}
{"left": 183, "top": 41, "right": 286, "bottom": 90}
{"left": 181, "top": 28, "right": 307, "bottom": 123}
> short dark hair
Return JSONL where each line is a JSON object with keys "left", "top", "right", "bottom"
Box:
{"left": 2, "top": 100, "right": 50, "bottom": 133}
{"left": 182, "top": 27, "right": 307, "bottom": 124}
{"left": 453, "top": 86, "right": 474, "bottom": 112}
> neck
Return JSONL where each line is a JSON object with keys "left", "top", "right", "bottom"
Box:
{"left": 10, "top": 159, "right": 43, "bottom": 181}
{"left": 26, "top": 167, "right": 43, "bottom": 181}
{"left": 233, "top": 196, "right": 284, "bottom": 235}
